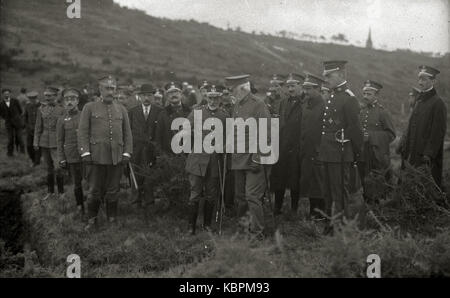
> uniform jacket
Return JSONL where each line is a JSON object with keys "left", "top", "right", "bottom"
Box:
{"left": 0, "top": 98, "right": 23, "bottom": 128}
{"left": 128, "top": 104, "right": 162, "bottom": 166}
{"left": 33, "top": 104, "right": 65, "bottom": 148}
{"left": 402, "top": 88, "right": 447, "bottom": 186}
{"left": 359, "top": 101, "right": 396, "bottom": 168}
{"left": 78, "top": 101, "right": 133, "bottom": 165}
{"left": 318, "top": 83, "right": 363, "bottom": 163}
{"left": 230, "top": 93, "right": 271, "bottom": 170}
{"left": 271, "top": 94, "right": 303, "bottom": 190}
{"left": 299, "top": 94, "right": 326, "bottom": 198}
{"left": 155, "top": 103, "right": 191, "bottom": 154}
{"left": 185, "top": 105, "right": 229, "bottom": 177}
{"left": 24, "top": 102, "right": 40, "bottom": 134}
{"left": 56, "top": 109, "right": 82, "bottom": 163}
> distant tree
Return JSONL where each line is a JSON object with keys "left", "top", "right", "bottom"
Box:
{"left": 278, "top": 30, "right": 287, "bottom": 38}
{"left": 235, "top": 26, "right": 241, "bottom": 32}
{"left": 331, "top": 33, "right": 348, "bottom": 43}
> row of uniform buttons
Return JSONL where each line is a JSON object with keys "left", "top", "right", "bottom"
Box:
{"left": 108, "top": 106, "right": 113, "bottom": 141}
{"left": 322, "top": 96, "right": 333, "bottom": 135}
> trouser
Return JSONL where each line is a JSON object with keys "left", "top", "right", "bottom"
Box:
{"left": 26, "top": 132, "right": 41, "bottom": 165}
{"left": 274, "top": 189, "right": 300, "bottom": 214}
{"left": 322, "top": 162, "right": 350, "bottom": 221}
{"left": 224, "top": 169, "right": 235, "bottom": 209}
{"left": 41, "top": 147, "right": 64, "bottom": 194}
{"left": 6, "top": 124, "right": 24, "bottom": 155}
{"left": 133, "top": 166, "right": 154, "bottom": 206}
{"left": 68, "top": 163, "right": 84, "bottom": 207}
{"left": 86, "top": 164, "right": 123, "bottom": 220}
{"left": 234, "top": 167, "right": 266, "bottom": 234}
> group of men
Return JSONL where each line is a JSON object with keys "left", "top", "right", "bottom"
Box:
{"left": 0, "top": 61, "right": 446, "bottom": 237}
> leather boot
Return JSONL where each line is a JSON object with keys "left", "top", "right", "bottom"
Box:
{"left": 291, "top": 190, "right": 299, "bottom": 213}
{"left": 189, "top": 201, "right": 199, "bottom": 235}
{"left": 47, "top": 174, "right": 55, "bottom": 194}
{"left": 274, "top": 190, "right": 284, "bottom": 215}
{"left": 56, "top": 174, "right": 64, "bottom": 195}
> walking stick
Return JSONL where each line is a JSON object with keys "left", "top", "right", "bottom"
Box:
{"left": 216, "top": 155, "right": 227, "bottom": 235}
{"left": 128, "top": 162, "right": 139, "bottom": 191}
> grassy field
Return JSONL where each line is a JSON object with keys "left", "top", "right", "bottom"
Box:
{"left": 1, "top": 132, "right": 449, "bottom": 278}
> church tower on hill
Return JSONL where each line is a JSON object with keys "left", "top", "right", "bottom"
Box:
{"left": 366, "top": 27, "right": 373, "bottom": 49}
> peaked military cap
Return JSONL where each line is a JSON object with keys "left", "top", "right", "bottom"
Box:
{"left": 286, "top": 73, "right": 305, "bottom": 85}
{"left": 98, "top": 75, "right": 117, "bottom": 88}
{"left": 270, "top": 74, "right": 284, "bottom": 85}
{"left": 418, "top": 65, "right": 440, "bottom": 78}
{"left": 62, "top": 88, "right": 81, "bottom": 97}
{"left": 153, "top": 88, "right": 164, "bottom": 97}
{"left": 44, "top": 86, "right": 59, "bottom": 95}
{"left": 206, "top": 85, "right": 225, "bottom": 97}
{"left": 224, "top": 74, "right": 250, "bottom": 88}
{"left": 26, "top": 91, "right": 38, "bottom": 98}
{"left": 322, "top": 60, "right": 347, "bottom": 76}
{"left": 198, "top": 80, "right": 210, "bottom": 90}
{"left": 164, "top": 81, "right": 182, "bottom": 92}
{"left": 303, "top": 72, "right": 326, "bottom": 87}
{"left": 362, "top": 80, "right": 383, "bottom": 92}
{"left": 137, "top": 83, "right": 154, "bottom": 94}
{"left": 321, "top": 81, "right": 331, "bottom": 92}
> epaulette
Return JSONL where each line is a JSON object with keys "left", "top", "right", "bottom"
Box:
{"left": 345, "top": 89, "right": 355, "bottom": 97}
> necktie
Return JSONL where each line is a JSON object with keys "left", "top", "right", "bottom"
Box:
{"left": 144, "top": 107, "right": 149, "bottom": 120}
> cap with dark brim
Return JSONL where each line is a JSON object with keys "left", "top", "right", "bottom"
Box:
{"left": 62, "top": 88, "right": 81, "bottom": 97}
{"left": 206, "top": 85, "right": 225, "bottom": 97}
{"left": 303, "top": 72, "right": 326, "bottom": 87}
{"left": 418, "top": 65, "right": 440, "bottom": 78}
{"left": 164, "top": 82, "right": 182, "bottom": 92}
{"left": 136, "top": 84, "right": 154, "bottom": 94}
{"left": 26, "top": 91, "right": 39, "bottom": 98}
{"left": 286, "top": 73, "right": 305, "bottom": 85}
{"left": 44, "top": 86, "right": 60, "bottom": 95}
{"left": 362, "top": 80, "right": 383, "bottom": 92}
{"left": 98, "top": 75, "right": 117, "bottom": 88}
{"left": 322, "top": 60, "right": 347, "bottom": 76}
{"left": 224, "top": 74, "right": 250, "bottom": 88}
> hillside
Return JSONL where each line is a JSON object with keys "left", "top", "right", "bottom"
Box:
{"left": 0, "top": 0, "right": 449, "bottom": 132}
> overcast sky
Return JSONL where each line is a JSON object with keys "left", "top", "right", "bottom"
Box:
{"left": 114, "top": 0, "right": 449, "bottom": 54}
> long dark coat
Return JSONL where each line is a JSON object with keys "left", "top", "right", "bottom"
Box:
{"left": 402, "top": 88, "right": 447, "bottom": 187}
{"left": 155, "top": 103, "right": 191, "bottom": 154}
{"left": 128, "top": 104, "right": 162, "bottom": 167}
{"left": 0, "top": 98, "right": 23, "bottom": 128}
{"left": 299, "top": 95, "right": 325, "bottom": 198}
{"left": 270, "top": 95, "right": 303, "bottom": 191}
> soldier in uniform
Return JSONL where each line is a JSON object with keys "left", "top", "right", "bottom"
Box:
{"left": 225, "top": 74, "right": 271, "bottom": 237}
{"left": 156, "top": 82, "right": 191, "bottom": 154}
{"left": 78, "top": 76, "right": 133, "bottom": 230}
{"left": 264, "top": 74, "right": 284, "bottom": 117}
{"left": 33, "top": 86, "right": 66, "bottom": 200}
{"left": 56, "top": 88, "right": 85, "bottom": 216}
{"left": 319, "top": 61, "right": 363, "bottom": 233}
{"left": 152, "top": 88, "right": 165, "bottom": 108}
{"left": 358, "top": 80, "right": 396, "bottom": 201}
{"left": 128, "top": 84, "right": 162, "bottom": 218}
{"left": 197, "top": 80, "right": 210, "bottom": 106}
{"left": 299, "top": 73, "right": 327, "bottom": 220}
{"left": 24, "top": 91, "right": 41, "bottom": 166}
{"left": 399, "top": 66, "right": 447, "bottom": 188}
{"left": 185, "top": 85, "right": 229, "bottom": 234}
{"left": 271, "top": 73, "right": 305, "bottom": 215}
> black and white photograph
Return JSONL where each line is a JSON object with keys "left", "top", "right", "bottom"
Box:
{"left": 0, "top": 0, "right": 449, "bottom": 281}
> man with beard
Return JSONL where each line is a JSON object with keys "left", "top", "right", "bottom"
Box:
{"left": 399, "top": 66, "right": 447, "bottom": 188}
{"left": 24, "top": 91, "right": 41, "bottom": 166}
{"left": 185, "top": 85, "right": 229, "bottom": 234}
{"left": 225, "top": 74, "right": 271, "bottom": 238}
{"left": 128, "top": 84, "right": 162, "bottom": 220}
{"left": 56, "top": 88, "right": 85, "bottom": 217}
{"left": 78, "top": 76, "right": 133, "bottom": 231}
{"left": 358, "top": 80, "right": 396, "bottom": 202}
{"left": 34, "top": 86, "right": 66, "bottom": 200}
{"left": 156, "top": 82, "right": 191, "bottom": 154}
{"left": 299, "top": 73, "right": 327, "bottom": 220}
{"left": 271, "top": 73, "right": 305, "bottom": 216}
{"left": 264, "top": 74, "right": 284, "bottom": 117}
{"left": 319, "top": 61, "right": 363, "bottom": 234}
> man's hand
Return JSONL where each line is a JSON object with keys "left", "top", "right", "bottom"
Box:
{"left": 82, "top": 154, "right": 92, "bottom": 165}
{"left": 122, "top": 154, "right": 131, "bottom": 165}
{"left": 59, "top": 160, "right": 67, "bottom": 169}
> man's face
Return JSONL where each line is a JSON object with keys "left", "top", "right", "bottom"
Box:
{"left": 287, "top": 84, "right": 299, "bottom": 96}
{"left": 303, "top": 86, "right": 320, "bottom": 100}
{"left": 230, "top": 83, "right": 250, "bottom": 102}
{"left": 153, "top": 95, "right": 163, "bottom": 107}
{"left": 418, "top": 75, "right": 435, "bottom": 91}
{"left": 139, "top": 93, "right": 153, "bottom": 106}
{"left": 324, "top": 71, "right": 344, "bottom": 89}
{"left": 271, "top": 84, "right": 282, "bottom": 96}
{"left": 100, "top": 85, "right": 116, "bottom": 103}
{"left": 43, "top": 92, "right": 56, "bottom": 105}
{"left": 63, "top": 94, "right": 79, "bottom": 112}
{"left": 207, "top": 95, "right": 221, "bottom": 110}
{"left": 200, "top": 88, "right": 208, "bottom": 99}
{"left": 167, "top": 90, "right": 181, "bottom": 105}
{"left": 2, "top": 91, "right": 11, "bottom": 101}
{"left": 362, "top": 89, "right": 377, "bottom": 104}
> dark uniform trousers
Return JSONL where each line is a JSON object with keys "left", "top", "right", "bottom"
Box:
{"left": 322, "top": 162, "right": 350, "bottom": 219}
{"left": 26, "top": 132, "right": 41, "bottom": 165}
{"left": 41, "top": 148, "right": 64, "bottom": 194}
{"left": 86, "top": 164, "right": 123, "bottom": 219}
{"left": 68, "top": 163, "right": 84, "bottom": 207}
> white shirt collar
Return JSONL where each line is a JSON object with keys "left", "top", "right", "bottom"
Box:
{"left": 142, "top": 104, "right": 151, "bottom": 112}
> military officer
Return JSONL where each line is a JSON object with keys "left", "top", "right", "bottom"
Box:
{"left": 128, "top": 84, "right": 162, "bottom": 218}
{"left": 24, "top": 91, "right": 41, "bottom": 166}
{"left": 226, "top": 74, "right": 271, "bottom": 237}
{"left": 56, "top": 88, "right": 85, "bottom": 216}
{"left": 299, "top": 73, "right": 326, "bottom": 220}
{"left": 78, "top": 76, "right": 133, "bottom": 230}
{"left": 155, "top": 82, "right": 192, "bottom": 154}
{"left": 185, "top": 85, "right": 229, "bottom": 234}
{"left": 198, "top": 80, "right": 210, "bottom": 106}
{"left": 358, "top": 80, "right": 396, "bottom": 201}
{"left": 33, "top": 86, "right": 66, "bottom": 200}
{"left": 264, "top": 74, "right": 284, "bottom": 117}
{"left": 271, "top": 73, "right": 305, "bottom": 215}
{"left": 400, "top": 66, "right": 447, "bottom": 188}
{"left": 319, "top": 61, "right": 363, "bottom": 232}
